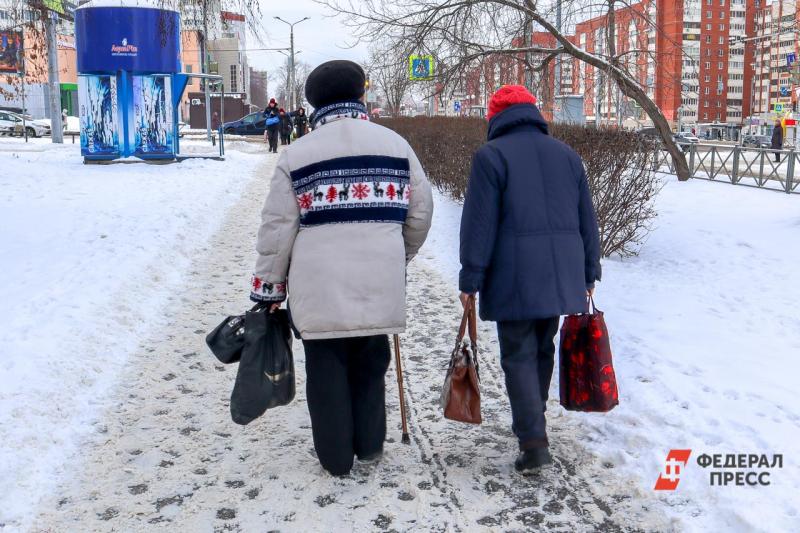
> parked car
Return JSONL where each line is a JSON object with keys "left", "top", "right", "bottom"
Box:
{"left": 0, "top": 111, "right": 51, "bottom": 137}
{"left": 742, "top": 135, "right": 772, "bottom": 149}
{"left": 673, "top": 131, "right": 700, "bottom": 143}
{"left": 222, "top": 112, "right": 267, "bottom": 135}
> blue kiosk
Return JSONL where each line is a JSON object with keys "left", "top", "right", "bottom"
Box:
{"left": 75, "top": 0, "right": 217, "bottom": 162}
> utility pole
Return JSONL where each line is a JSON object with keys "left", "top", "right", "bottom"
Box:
{"left": 275, "top": 16, "right": 309, "bottom": 110}
{"left": 554, "top": 0, "right": 562, "bottom": 103}
{"left": 44, "top": 11, "right": 63, "bottom": 143}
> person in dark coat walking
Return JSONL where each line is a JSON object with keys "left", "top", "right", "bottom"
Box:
{"left": 279, "top": 108, "right": 293, "bottom": 145}
{"left": 771, "top": 120, "right": 783, "bottom": 162}
{"left": 264, "top": 98, "right": 280, "bottom": 153}
{"left": 294, "top": 107, "right": 309, "bottom": 138}
{"left": 459, "top": 85, "right": 601, "bottom": 474}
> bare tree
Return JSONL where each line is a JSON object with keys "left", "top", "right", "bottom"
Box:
{"left": 271, "top": 59, "right": 312, "bottom": 109}
{"left": 366, "top": 42, "right": 413, "bottom": 117}
{"left": 319, "top": 0, "right": 691, "bottom": 181}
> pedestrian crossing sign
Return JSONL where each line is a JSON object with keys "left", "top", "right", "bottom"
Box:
{"left": 409, "top": 55, "right": 434, "bottom": 81}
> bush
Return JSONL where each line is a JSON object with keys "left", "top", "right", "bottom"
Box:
{"left": 376, "top": 117, "right": 660, "bottom": 258}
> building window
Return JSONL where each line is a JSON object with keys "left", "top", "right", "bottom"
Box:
{"left": 720, "top": 0, "right": 725, "bottom": 4}
{"left": 718, "top": 49, "right": 724, "bottom": 57}
{"left": 705, "top": 74, "right": 710, "bottom": 82}
{"left": 230, "top": 64, "right": 238, "bottom": 92}
{"left": 706, "top": 23, "right": 712, "bottom": 30}
{"left": 705, "top": 61, "right": 711, "bottom": 69}
{"left": 719, "top": 36, "right": 725, "bottom": 44}
{"left": 718, "top": 61, "right": 724, "bottom": 69}
{"left": 706, "top": 10, "right": 712, "bottom": 18}
{"left": 716, "top": 113, "right": 721, "bottom": 120}
{"left": 704, "top": 100, "right": 709, "bottom": 107}
{"left": 720, "top": 11, "right": 725, "bottom": 18}
{"left": 185, "top": 64, "right": 193, "bottom": 74}
{"left": 719, "top": 23, "right": 725, "bottom": 30}
{"left": 704, "top": 87, "right": 710, "bottom": 94}
{"left": 704, "top": 113, "right": 708, "bottom": 119}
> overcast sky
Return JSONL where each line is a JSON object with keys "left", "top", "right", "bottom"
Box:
{"left": 246, "top": 0, "right": 369, "bottom": 81}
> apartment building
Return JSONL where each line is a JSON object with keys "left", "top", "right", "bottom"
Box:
{"left": 570, "top": 0, "right": 754, "bottom": 128}
{"left": 750, "top": 0, "right": 800, "bottom": 120}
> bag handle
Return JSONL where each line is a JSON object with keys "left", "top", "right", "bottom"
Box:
{"left": 586, "top": 295, "right": 601, "bottom": 314}
{"left": 456, "top": 296, "right": 478, "bottom": 346}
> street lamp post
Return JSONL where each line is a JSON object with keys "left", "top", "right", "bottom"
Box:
{"left": 274, "top": 16, "right": 310, "bottom": 110}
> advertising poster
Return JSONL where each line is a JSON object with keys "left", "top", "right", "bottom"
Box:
{"left": 78, "top": 75, "right": 120, "bottom": 157}
{"left": 0, "top": 31, "right": 22, "bottom": 73}
{"left": 132, "top": 75, "right": 174, "bottom": 157}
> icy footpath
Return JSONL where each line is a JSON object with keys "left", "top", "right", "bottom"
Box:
{"left": 0, "top": 139, "right": 266, "bottom": 531}
{"left": 26, "top": 155, "right": 671, "bottom": 532}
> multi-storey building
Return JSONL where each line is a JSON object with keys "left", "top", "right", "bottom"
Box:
{"left": 750, "top": 0, "right": 800, "bottom": 122}
{"left": 569, "top": 0, "right": 755, "bottom": 130}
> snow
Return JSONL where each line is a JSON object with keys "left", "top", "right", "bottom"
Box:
{"left": 2, "top": 132, "right": 798, "bottom": 531}
{"left": 0, "top": 138, "right": 262, "bottom": 530}
{"left": 418, "top": 177, "right": 800, "bottom": 532}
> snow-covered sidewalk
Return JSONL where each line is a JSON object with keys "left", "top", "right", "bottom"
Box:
{"left": 0, "top": 139, "right": 267, "bottom": 531}
{"left": 24, "top": 162, "right": 670, "bottom": 531}
{"left": 418, "top": 179, "right": 800, "bottom": 533}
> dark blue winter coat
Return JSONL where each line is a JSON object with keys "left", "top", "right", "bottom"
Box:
{"left": 459, "top": 104, "right": 601, "bottom": 322}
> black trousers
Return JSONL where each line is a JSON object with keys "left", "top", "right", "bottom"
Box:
{"left": 496, "top": 317, "right": 560, "bottom": 450}
{"left": 266, "top": 128, "right": 279, "bottom": 152}
{"left": 280, "top": 131, "right": 291, "bottom": 145}
{"left": 303, "top": 335, "right": 391, "bottom": 475}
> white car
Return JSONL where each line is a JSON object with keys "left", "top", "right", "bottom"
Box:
{"left": 0, "top": 111, "right": 51, "bottom": 137}
{"left": 673, "top": 132, "right": 700, "bottom": 143}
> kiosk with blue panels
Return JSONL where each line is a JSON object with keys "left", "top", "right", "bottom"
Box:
{"left": 75, "top": 1, "right": 191, "bottom": 162}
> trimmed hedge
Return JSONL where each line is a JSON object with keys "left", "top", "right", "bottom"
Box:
{"left": 375, "top": 116, "right": 660, "bottom": 257}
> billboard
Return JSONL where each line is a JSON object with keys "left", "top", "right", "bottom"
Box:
{"left": 132, "top": 75, "right": 174, "bottom": 157}
{"left": 79, "top": 74, "right": 121, "bottom": 157}
{"left": 0, "top": 31, "right": 22, "bottom": 74}
{"left": 75, "top": 7, "right": 180, "bottom": 73}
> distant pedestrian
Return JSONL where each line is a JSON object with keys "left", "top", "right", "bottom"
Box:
{"left": 459, "top": 85, "right": 601, "bottom": 474}
{"left": 279, "top": 108, "right": 293, "bottom": 145}
{"left": 294, "top": 107, "right": 308, "bottom": 139}
{"left": 249, "top": 60, "right": 433, "bottom": 476}
{"left": 771, "top": 120, "right": 783, "bottom": 162}
{"left": 61, "top": 109, "right": 68, "bottom": 130}
{"left": 263, "top": 98, "right": 280, "bottom": 153}
{"left": 211, "top": 111, "right": 221, "bottom": 132}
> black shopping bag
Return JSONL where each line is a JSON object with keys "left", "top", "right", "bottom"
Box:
{"left": 230, "top": 308, "right": 295, "bottom": 425}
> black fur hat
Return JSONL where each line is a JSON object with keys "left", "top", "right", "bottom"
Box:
{"left": 305, "top": 60, "right": 366, "bottom": 109}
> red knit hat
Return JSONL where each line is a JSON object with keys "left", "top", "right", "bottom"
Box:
{"left": 487, "top": 85, "right": 537, "bottom": 120}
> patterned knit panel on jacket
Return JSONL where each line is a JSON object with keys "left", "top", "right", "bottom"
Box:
{"left": 290, "top": 155, "right": 411, "bottom": 227}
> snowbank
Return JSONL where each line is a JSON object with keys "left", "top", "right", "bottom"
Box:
{"left": 419, "top": 179, "right": 800, "bottom": 532}
{"left": 0, "top": 139, "right": 263, "bottom": 529}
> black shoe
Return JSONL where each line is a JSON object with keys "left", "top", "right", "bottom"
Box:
{"left": 514, "top": 447, "right": 553, "bottom": 473}
{"left": 357, "top": 448, "right": 384, "bottom": 463}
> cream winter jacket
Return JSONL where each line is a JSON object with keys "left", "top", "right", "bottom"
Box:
{"left": 250, "top": 109, "right": 433, "bottom": 340}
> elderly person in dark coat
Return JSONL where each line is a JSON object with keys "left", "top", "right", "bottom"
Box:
{"left": 459, "top": 85, "right": 601, "bottom": 474}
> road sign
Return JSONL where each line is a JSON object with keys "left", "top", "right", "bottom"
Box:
{"left": 453, "top": 100, "right": 461, "bottom": 113}
{"left": 788, "top": 52, "right": 797, "bottom": 66}
{"left": 409, "top": 55, "right": 434, "bottom": 81}
{"left": 774, "top": 103, "right": 784, "bottom": 113}
{"left": 781, "top": 86, "right": 790, "bottom": 97}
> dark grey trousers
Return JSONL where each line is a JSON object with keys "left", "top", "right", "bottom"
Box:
{"left": 496, "top": 317, "right": 560, "bottom": 450}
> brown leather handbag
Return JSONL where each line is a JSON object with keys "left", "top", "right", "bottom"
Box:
{"left": 440, "top": 297, "right": 482, "bottom": 424}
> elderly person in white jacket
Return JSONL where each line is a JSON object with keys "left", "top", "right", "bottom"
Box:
{"left": 250, "top": 60, "right": 433, "bottom": 476}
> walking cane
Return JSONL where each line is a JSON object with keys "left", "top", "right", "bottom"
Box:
{"left": 393, "top": 334, "right": 411, "bottom": 444}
